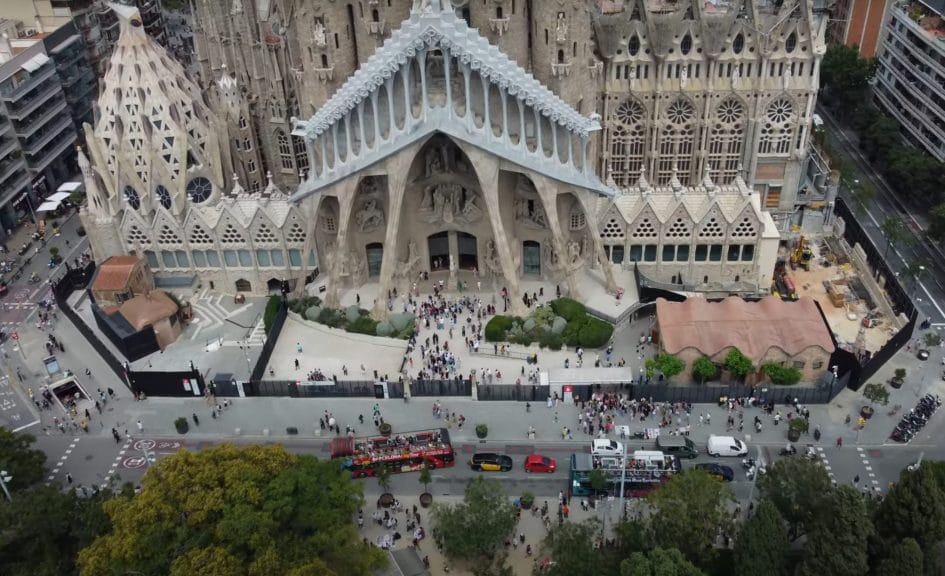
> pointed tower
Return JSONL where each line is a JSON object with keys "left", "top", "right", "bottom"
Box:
{"left": 213, "top": 65, "right": 264, "bottom": 194}
{"left": 86, "top": 3, "right": 228, "bottom": 219}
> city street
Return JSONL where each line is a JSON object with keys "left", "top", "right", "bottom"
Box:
{"left": 818, "top": 106, "right": 945, "bottom": 324}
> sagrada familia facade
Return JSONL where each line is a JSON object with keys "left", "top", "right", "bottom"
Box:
{"left": 80, "top": 0, "right": 829, "bottom": 315}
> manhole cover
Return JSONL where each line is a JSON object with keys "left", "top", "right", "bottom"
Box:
{"left": 84, "top": 454, "right": 94, "bottom": 461}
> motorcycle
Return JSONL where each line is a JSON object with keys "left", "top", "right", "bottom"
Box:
{"left": 779, "top": 444, "right": 797, "bottom": 456}
{"left": 804, "top": 445, "right": 818, "bottom": 461}
{"left": 28, "top": 273, "right": 41, "bottom": 285}
{"left": 742, "top": 457, "right": 756, "bottom": 470}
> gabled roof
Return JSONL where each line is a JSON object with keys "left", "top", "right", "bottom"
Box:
{"left": 298, "top": 0, "right": 599, "bottom": 142}
{"left": 93, "top": 256, "right": 142, "bottom": 292}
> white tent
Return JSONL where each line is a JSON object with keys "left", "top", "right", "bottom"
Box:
{"left": 55, "top": 182, "right": 81, "bottom": 193}
{"left": 47, "top": 191, "right": 71, "bottom": 202}
{"left": 37, "top": 201, "right": 60, "bottom": 212}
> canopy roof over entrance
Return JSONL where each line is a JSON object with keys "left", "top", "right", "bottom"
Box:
{"left": 291, "top": 0, "right": 611, "bottom": 200}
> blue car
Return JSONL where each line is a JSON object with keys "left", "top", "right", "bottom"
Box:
{"left": 693, "top": 463, "right": 735, "bottom": 482}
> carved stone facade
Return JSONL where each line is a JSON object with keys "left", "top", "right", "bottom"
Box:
{"left": 79, "top": 5, "right": 316, "bottom": 296}
{"left": 191, "top": 0, "right": 828, "bottom": 211}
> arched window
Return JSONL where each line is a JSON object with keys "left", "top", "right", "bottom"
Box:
{"left": 628, "top": 35, "right": 640, "bottom": 56}
{"left": 608, "top": 100, "right": 647, "bottom": 187}
{"left": 293, "top": 136, "right": 309, "bottom": 174}
{"left": 681, "top": 33, "right": 692, "bottom": 56}
{"left": 759, "top": 97, "right": 795, "bottom": 155}
{"left": 733, "top": 33, "right": 745, "bottom": 54}
{"left": 276, "top": 130, "right": 293, "bottom": 170}
{"left": 657, "top": 99, "right": 697, "bottom": 185}
{"left": 707, "top": 98, "right": 746, "bottom": 184}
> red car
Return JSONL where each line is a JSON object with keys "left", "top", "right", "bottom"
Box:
{"left": 524, "top": 455, "right": 557, "bottom": 473}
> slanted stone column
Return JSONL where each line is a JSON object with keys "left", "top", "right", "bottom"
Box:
{"left": 323, "top": 177, "right": 360, "bottom": 308}
{"left": 531, "top": 174, "right": 580, "bottom": 300}
{"left": 576, "top": 189, "right": 617, "bottom": 293}
{"left": 462, "top": 146, "right": 526, "bottom": 316}
{"left": 372, "top": 145, "right": 421, "bottom": 319}
{"left": 294, "top": 191, "right": 324, "bottom": 297}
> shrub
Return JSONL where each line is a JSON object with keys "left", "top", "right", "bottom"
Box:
{"left": 375, "top": 320, "right": 393, "bottom": 337}
{"left": 763, "top": 363, "right": 802, "bottom": 386}
{"left": 485, "top": 315, "right": 514, "bottom": 342}
{"left": 263, "top": 296, "right": 282, "bottom": 334}
{"left": 318, "top": 308, "right": 346, "bottom": 328}
{"left": 345, "top": 305, "right": 361, "bottom": 324}
{"left": 539, "top": 332, "right": 564, "bottom": 351}
{"left": 893, "top": 368, "right": 907, "bottom": 382}
{"left": 389, "top": 312, "right": 414, "bottom": 332}
{"left": 520, "top": 492, "right": 535, "bottom": 509}
{"left": 475, "top": 423, "right": 488, "bottom": 439}
{"left": 523, "top": 317, "right": 537, "bottom": 332}
{"left": 550, "top": 298, "right": 586, "bottom": 322}
{"left": 286, "top": 427, "right": 298, "bottom": 435}
{"left": 347, "top": 315, "right": 379, "bottom": 335}
{"left": 863, "top": 382, "right": 890, "bottom": 405}
{"left": 76, "top": 226, "right": 86, "bottom": 237}
{"left": 304, "top": 306, "right": 322, "bottom": 322}
{"left": 551, "top": 316, "right": 568, "bottom": 335}
{"left": 577, "top": 317, "right": 613, "bottom": 348}
{"left": 533, "top": 306, "right": 556, "bottom": 329}
{"left": 174, "top": 417, "right": 189, "bottom": 434}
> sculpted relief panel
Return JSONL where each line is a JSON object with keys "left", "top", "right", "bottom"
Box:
{"left": 420, "top": 183, "right": 483, "bottom": 225}
{"left": 354, "top": 177, "right": 385, "bottom": 232}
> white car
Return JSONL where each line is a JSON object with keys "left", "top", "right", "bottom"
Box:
{"left": 591, "top": 438, "right": 625, "bottom": 457}
{"left": 707, "top": 435, "right": 748, "bottom": 457}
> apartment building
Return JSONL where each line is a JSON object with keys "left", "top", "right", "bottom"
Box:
{"left": 874, "top": 0, "right": 945, "bottom": 161}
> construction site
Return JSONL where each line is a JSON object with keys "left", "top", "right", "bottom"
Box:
{"left": 770, "top": 229, "right": 906, "bottom": 358}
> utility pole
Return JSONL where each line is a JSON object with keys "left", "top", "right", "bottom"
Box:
{"left": 0, "top": 470, "right": 13, "bottom": 501}
{"left": 618, "top": 441, "right": 628, "bottom": 521}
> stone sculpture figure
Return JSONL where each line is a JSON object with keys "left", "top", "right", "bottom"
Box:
{"left": 355, "top": 198, "right": 385, "bottom": 231}
{"left": 313, "top": 22, "right": 327, "bottom": 47}
{"left": 425, "top": 147, "right": 444, "bottom": 177}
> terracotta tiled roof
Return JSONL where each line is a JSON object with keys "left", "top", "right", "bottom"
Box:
{"left": 656, "top": 296, "right": 835, "bottom": 362}
{"left": 119, "top": 290, "right": 178, "bottom": 331}
{"left": 92, "top": 256, "right": 140, "bottom": 292}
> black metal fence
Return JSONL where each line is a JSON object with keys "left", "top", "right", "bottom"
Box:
{"left": 126, "top": 367, "right": 206, "bottom": 398}
{"left": 249, "top": 299, "right": 288, "bottom": 382}
{"left": 240, "top": 379, "right": 404, "bottom": 398}
{"left": 90, "top": 301, "right": 160, "bottom": 361}
{"left": 411, "top": 378, "right": 472, "bottom": 397}
{"left": 478, "top": 384, "right": 551, "bottom": 402}
{"left": 52, "top": 264, "right": 129, "bottom": 386}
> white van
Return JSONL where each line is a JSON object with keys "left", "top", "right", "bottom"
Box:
{"left": 706, "top": 435, "right": 748, "bottom": 457}
{"left": 591, "top": 438, "right": 625, "bottom": 457}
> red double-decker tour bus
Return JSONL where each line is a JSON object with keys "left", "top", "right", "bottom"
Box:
{"left": 330, "top": 427, "right": 455, "bottom": 478}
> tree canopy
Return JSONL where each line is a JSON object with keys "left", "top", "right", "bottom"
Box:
{"left": 430, "top": 477, "right": 517, "bottom": 572}
{"left": 723, "top": 349, "right": 753, "bottom": 381}
{"left": 620, "top": 548, "right": 705, "bottom": 576}
{"left": 0, "top": 484, "right": 114, "bottom": 576}
{"left": 798, "top": 486, "right": 873, "bottom": 576}
{"left": 691, "top": 357, "right": 717, "bottom": 384}
{"left": 875, "top": 538, "right": 924, "bottom": 576}
{"left": 758, "top": 457, "right": 834, "bottom": 539}
{"left": 820, "top": 44, "right": 876, "bottom": 118}
{"left": 874, "top": 465, "right": 945, "bottom": 556}
{"left": 77, "top": 444, "right": 384, "bottom": 576}
{"left": 539, "top": 520, "right": 609, "bottom": 576}
{"left": 0, "top": 428, "right": 47, "bottom": 492}
{"left": 645, "top": 353, "right": 685, "bottom": 380}
{"left": 646, "top": 468, "right": 734, "bottom": 566}
{"left": 733, "top": 499, "right": 788, "bottom": 576}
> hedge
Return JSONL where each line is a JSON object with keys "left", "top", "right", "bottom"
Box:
{"left": 485, "top": 315, "right": 514, "bottom": 342}
{"left": 263, "top": 296, "right": 282, "bottom": 335}
{"left": 550, "top": 298, "right": 586, "bottom": 322}
{"left": 484, "top": 301, "right": 613, "bottom": 349}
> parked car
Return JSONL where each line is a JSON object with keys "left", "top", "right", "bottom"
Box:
{"left": 693, "top": 463, "right": 735, "bottom": 482}
{"left": 656, "top": 435, "right": 699, "bottom": 459}
{"left": 707, "top": 435, "right": 748, "bottom": 457}
{"left": 591, "top": 438, "right": 625, "bottom": 457}
{"left": 524, "top": 455, "right": 557, "bottom": 473}
{"left": 469, "top": 453, "right": 513, "bottom": 472}
{"left": 918, "top": 349, "right": 930, "bottom": 361}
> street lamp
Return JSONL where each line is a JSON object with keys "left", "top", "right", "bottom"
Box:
{"left": 0, "top": 470, "right": 12, "bottom": 501}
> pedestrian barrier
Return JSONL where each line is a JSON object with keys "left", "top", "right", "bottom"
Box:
{"left": 249, "top": 298, "right": 288, "bottom": 382}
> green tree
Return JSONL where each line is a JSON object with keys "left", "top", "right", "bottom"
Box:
{"left": 0, "top": 485, "right": 114, "bottom": 576}
{"left": 881, "top": 215, "right": 912, "bottom": 260}
{"left": 77, "top": 445, "right": 384, "bottom": 576}
{"left": 929, "top": 203, "right": 945, "bottom": 241}
{"left": 589, "top": 468, "right": 609, "bottom": 496}
{"left": 856, "top": 108, "right": 900, "bottom": 162}
{"left": 646, "top": 468, "right": 734, "bottom": 566}
{"left": 733, "top": 500, "right": 788, "bottom": 576}
{"left": 798, "top": 486, "right": 873, "bottom": 576}
{"left": 691, "top": 356, "right": 717, "bottom": 385}
{"left": 430, "top": 477, "right": 517, "bottom": 572}
{"left": 620, "top": 548, "right": 705, "bottom": 576}
{"left": 758, "top": 458, "right": 834, "bottom": 539}
{"left": 0, "top": 428, "right": 46, "bottom": 491}
{"left": 762, "top": 363, "right": 802, "bottom": 386}
{"left": 849, "top": 179, "right": 876, "bottom": 215}
{"left": 538, "top": 520, "right": 609, "bottom": 576}
{"left": 820, "top": 44, "right": 876, "bottom": 118}
{"left": 645, "top": 353, "right": 685, "bottom": 380}
{"left": 723, "top": 349, "right": 753, "bottom": 382}
{"left": 874, "top": 465, "right": 945, "bottom": 556}
{"left": 875, "top": 538, "right": 924, "bottom": 576}
{"left": 418, "top": 464, "right": 432, "bottom": 494}
{"left": 886, "top": 146, "right": 944, "bottom": 205}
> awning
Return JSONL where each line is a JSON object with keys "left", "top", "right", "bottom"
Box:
{"left": 48, "top": 191, "right": 72, "bottom": 202}
{"left": 55, "top": 182, "right": 82, "bottom": 193}
{"left": 37, "top": 201, "right": 60, "bottom": 212}
{"left": 20, "top": 53, "right": 50, "bottom": 73}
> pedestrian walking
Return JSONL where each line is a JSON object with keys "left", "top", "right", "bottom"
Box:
{"left": 836, "top": 436, "right": 843, "bottom": 448}
{"left": 295, "top": 358, "right": 300, "bottom": 369}
{"left": 192, "top": 413, "right": 200, "bottom": 426}
{"left": 66, "top": 473, "right": 73, "bottom": 485}
{"left": 699, "top": 414, "right": 704, "bottom": 427}
{"left": 853, "top": 475, "right": 860, "bottom": 485}
{"left": 136, "top": 420, "right": 143, "bottom": 433}
{"left": 705, "top": 412, "right": 711, "bottom": 425}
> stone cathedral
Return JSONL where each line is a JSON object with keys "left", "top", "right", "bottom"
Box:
{"left": 81, "top": 0, "right": 831, "bottom": 307}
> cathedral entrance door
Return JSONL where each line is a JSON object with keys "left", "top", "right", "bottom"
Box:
{"left": 523, "top": 241, "right": 541, "bottom": 276}
{"left": 457, "top": 232, "right": 477, "bottom": 270}
{"left": 366, "top": 243, "right": 383, "bottom": 277}
{"left": 428, "top": 231, "right": 449, "bottom": 271}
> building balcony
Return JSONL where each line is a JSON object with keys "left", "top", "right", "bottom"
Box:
{"left": 367, "top": 21, "right": 385, "bottom": 36}
{"left": 6, "top": 83, "right": 62, "bottom": 121}
{"left": 0, "top": 155, "right": 26, "bottom": 187}
{"left": 23, "top": 115, "right": 74, "bottom": 156}
{"left": 14, "top": 98, "right": 68, "bottom": 137}
{"left": 0, "top": 65, "right": 56, "bottom": 102}
{"left": 588, "top": 60, "right": 604, "bottom": 78}
{"left": 0, "top": 120, "right": 10, "bottom": 138}
{"left": 0, "top": 136, "right": 18, "bottom": 159}
{"left": 489, "top": 17, "right": 510, "bottom": 36}
{"left": 0, "top": 171, "right": 30, "bottom": 207}
{"left": 551, "top": 61, "right": 571, "bottom": 77}
{"left": 313, "top": 67, "right": 334, "bottom": 82}
{"left": 60, "top": 66, "right": 94, "bottom": 90}
{"left": 27, "top": 128, "right": 77, "bottom": 172}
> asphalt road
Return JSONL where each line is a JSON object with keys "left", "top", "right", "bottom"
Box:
{"left": 818, "top": 106, "right": 945, "bottom": 324}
